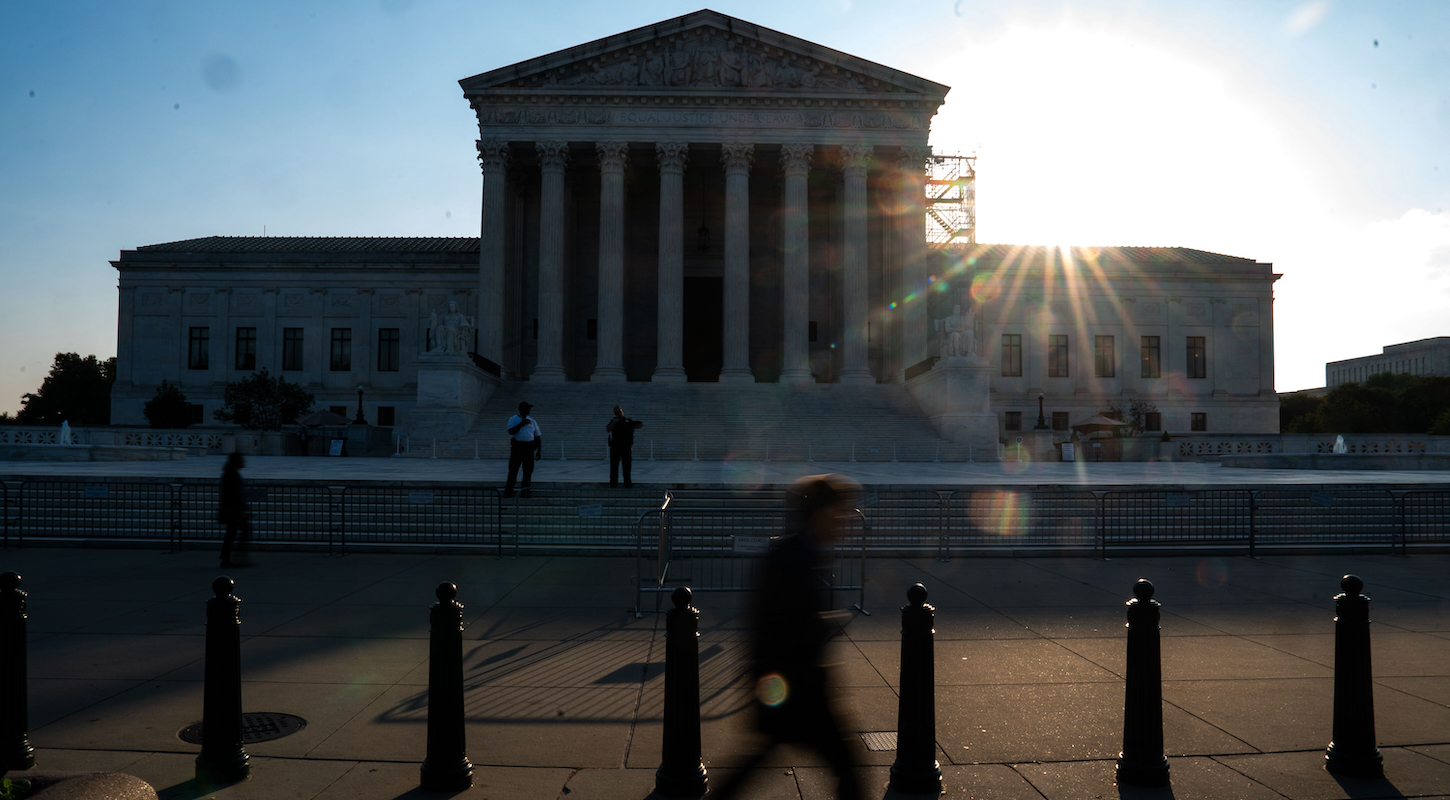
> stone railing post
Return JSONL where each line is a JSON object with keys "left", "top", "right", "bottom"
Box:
{"left": 421, "top": 582, "right": 473, "bottom": 790}
{"left": 656, "top": 587, "right": 707, "bottom": 796}
{"left": 1325, "top": 574, "right": 1383, "bottom": 778}
{"left": 0, "top": 572, "right": 34, "bottom": 771}
{"left": 890, "top": 583, "right": 941, "bottom": 793}
{"left": 195, "top": 577, "right": 249, "bottom": 786}
{"left": 1116, "top": 578, "right": 1169, "bottom": 787}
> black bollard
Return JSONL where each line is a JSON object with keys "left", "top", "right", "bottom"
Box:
{"left": 1325, "top": 574, "right": 1383, "bottom": 779}
{"left": 1117, "top": 578, "right": 1169, "bottom": 787}
{"left": 420, "top": 582, "right": 472, "bottom": 791}
{"left": 656, "top": 586, "right": 707, "bottom": 797}
{"left": 195, "top": 576, "right": 249, "bottom": 786}
{"left": 1, "top": 572, "right": 35, "bottom": 772}
{"left": 890, "top": 583, "right": 942, "bottom": 794}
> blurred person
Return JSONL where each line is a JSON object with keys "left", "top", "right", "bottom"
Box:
{"left": 711, "top": 473, "right": 866, "bottom": 800}
{"left": 218, "top": 453, "right": 252, "bottom": 568}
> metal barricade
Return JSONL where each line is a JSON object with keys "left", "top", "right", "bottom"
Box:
{"left": 635, "top": 503, "right": 868, "bottom": 618}
{"left": 866, "top": 490, "right": 951, "bottom": 558}
{"left": 2, "top": 481, "right": 21, "bottom": 549}
{"left": 341, "top": 485, "right": 496, "bottom": 550}
{"left": 1101, "top": 488, "right": 1251, "bottom": 556}
{"left": 499, "top": 487, "right": 663, "bottom": 552}
{"left": 1255, "top": 488, "right": 1397, "bottom": 550}
{"left": 1400, "top": 490, "right": 1450, "bottom": 554}
{"left": 19, "top": 480, "right": 176, "bottom": 544}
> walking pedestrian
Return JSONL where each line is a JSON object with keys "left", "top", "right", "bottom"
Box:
{"left": 605, "top": 405, "right": 643, "bottom": 488}
{"left": 504, "top": 401, "right": 542, "bottom": 498}
{"left": 218, "top": 453, "right": 252, "bottom": 568}
{"left": 710, "top": 473, "right": 867, "bottom": 800}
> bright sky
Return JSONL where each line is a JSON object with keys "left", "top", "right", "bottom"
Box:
{"left": 2, "top": 0, "right": 1447, "bottom": 414}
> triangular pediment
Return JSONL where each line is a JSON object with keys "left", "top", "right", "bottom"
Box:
{"left": 460, "top": 9, "right": 949, "bottom": 99}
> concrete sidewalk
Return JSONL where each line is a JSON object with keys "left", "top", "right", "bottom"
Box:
{"left": 2, "top": 546, "right": 1448, "bottom": 799}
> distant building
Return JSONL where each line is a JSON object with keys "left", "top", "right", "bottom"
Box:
{"left": 1326, "top": 337, "right": 1450, "bottom": 387}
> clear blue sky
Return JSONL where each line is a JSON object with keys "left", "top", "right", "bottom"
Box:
{"left": 2, "top": 0, "right": 1447, "bottom": 414}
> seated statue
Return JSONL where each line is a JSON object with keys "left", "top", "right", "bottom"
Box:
{"left": 933, "top": 304, "right": 976, "bottom": 359}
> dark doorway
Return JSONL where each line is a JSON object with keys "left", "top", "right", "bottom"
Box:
{"left": 683, "top": 276, "right": 722, "bottom": 382}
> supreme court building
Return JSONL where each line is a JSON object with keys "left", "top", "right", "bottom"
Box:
{"left": 109, "top": 10, "right": 1281, "bottom": 442}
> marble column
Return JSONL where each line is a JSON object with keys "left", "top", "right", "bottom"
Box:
{"left": 653, "top": 142, "right": 688, "bottom": 382}
{"left": 838, "top": 144, "right": 874, "bottom": 385}
{"left": 720, "top": 143, "right": 755, "bottom": 382}
{"left": 476, "top": 139, "right": 509, "bottom": 367}
{"left": 897, "top": 145, "right": 931, "bottom": 381}
{"left": 779, "top": 143, "right": 814, "bottom": 384}
{"left": 592, "top": 142, "right": 629, "bottom": 382}
{"left": 533, "top": 141, "right": 569, "bottom": 381}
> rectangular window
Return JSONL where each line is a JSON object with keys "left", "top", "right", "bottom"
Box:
{"left": 234, "top": 327, "right": 256, "bottom": 371}
{"left": 1191, "top": 412, "right": 1207, "bottom": 431}
{"left": 1144, "top": 412, "right": 1161, "bottom": 432}
{"left": 1094, "top": 335, "right": 1115, "bottom": 378}
{"left": 376, "top": 406, "right": 396, "bottom": 427}
{"left": 1187, "top": 336, "right": 1206, "bottom": 379}
{"left": 1052, "top": 411, "right": 1070, "bottom": 431}
{"left": 330, "top": 328, "right": 352, "bottom": 371}
{"left": 377, "top": 328, "right": 400, "bottom": 372}
{"left": 1141, "top": 336, "right": 1161, "bottom": 378}
{"left": 283, "top": 328, "right": 304, "bottom": 371}
{"left": 1001, "top": 334, "right": 1022, "bottom": 377}
{"left": 188, "top": 327, "right": 210, "bottom": 370}
{"left": 1048, "top": 335, "right": 1069, "bottom": 377}
{"left": 1005, "top": 411, "right": 1022, "bottom": 431}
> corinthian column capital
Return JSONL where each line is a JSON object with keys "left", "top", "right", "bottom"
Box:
{"left": 596, "top": 141, "right": 629, "bottom": 174}
{"left": 896, "top": 144, "right": 932, "bottom": 173}
{"left": 720, "top": 142, "right": 755, "bottom": 174}
{"left": 476, "top": 139, "right": 510, "bottom": 174}
{"left": 536, "top": 141, "right": 570, "bottom": 173}
{"left": 655, "top": 142, "right": 689, "bottom": 174}
{"left": 779, "top": 143, "right": 814, "bottom": 177}
{"left": 838, "top": 144, "right": 874, "bottom": 175}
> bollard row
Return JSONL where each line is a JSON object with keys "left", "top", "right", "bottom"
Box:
{"left": 0, "top": 571, "right": 1386, "bottom": 792}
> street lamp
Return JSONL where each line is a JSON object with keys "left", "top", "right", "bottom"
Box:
{"left": 355, "top": 384, "right": 366, "bottom": 425}
{"left": 1035, "top": 392, "right": 1048, "bottom": 430}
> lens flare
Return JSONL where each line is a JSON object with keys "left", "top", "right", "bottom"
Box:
{"left": 970, "top": 273, "right": 1001, "bottom": 304}
{"left": 967, "top": 490, "right": 1029, "bottom": 537}
{"left": 1195, "top": 558, "right": 1229, "bottom": 587}
{"left": 757, "top": 673, "right": 789, "bottom": 707}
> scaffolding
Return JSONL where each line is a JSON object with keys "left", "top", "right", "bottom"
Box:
{"left": 926, "top": 153, "right": 976, "bottom": 246}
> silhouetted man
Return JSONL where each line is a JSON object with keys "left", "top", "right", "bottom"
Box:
{"left": 218, "top": 453, "right": 252, "bottom": 568}
{"left": 711, "top": 473, "right": 866, "bottom": 800}
{"left": 605, "top": 405, "right": 643, "bottom": 488}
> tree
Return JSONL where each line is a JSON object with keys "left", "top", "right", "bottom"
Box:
{"left": 0, "top": 412, "right": 16, "bottom": 425}
{"left": 1282, "top": 374, "right": 1450, "bottom": 433}
{"left": 16, "top": 353, "right": 116, "bottom": 425}
{"left": 212, "top": 369, "right": 314, "bottom": 431}
{"left": 143, "top": 381, "right": 194, "bottom": 429}
{"left": 1097, "top": 399, "right": 1159, "bottom": 437}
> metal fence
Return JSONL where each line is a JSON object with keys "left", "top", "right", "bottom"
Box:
{"left": 2, "top": 478, "right": 1447, "bottom": 558}
{"left": 634, "top": 493, "right": 867, "bottom": 617}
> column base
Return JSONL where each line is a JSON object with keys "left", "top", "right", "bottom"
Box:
{"left": 718, "top": 368, "right": 755, "bottom": 382}
{"left": 530, "top": 365, "right": 567, "bottom": 382}
{"left": 652, "top": 367, "right": 687, "bottom": 382}
{"left": 779, "top": 368, "right": 814, "bottom": 384}
{"left": 838, "top": 369, "right": 875, "bottom": 385}
{"left": 590, "top": 366, "right": 627, "bottom": 382}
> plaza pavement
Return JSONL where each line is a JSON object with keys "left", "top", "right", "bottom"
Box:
{"left": 2, "top": 544, "right": 1448, "bottom": 800}
{"left": 6, "top": 453, "right": 1450, "bottom": 487}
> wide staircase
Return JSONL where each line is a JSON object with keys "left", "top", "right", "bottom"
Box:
{"left": 401, "top": 381, "right": 991, "bottom": 461}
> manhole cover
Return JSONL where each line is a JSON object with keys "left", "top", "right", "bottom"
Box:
{"left": 178, "top": 712, "right": 307, "bottom": 745}
{"left": 859, "top": 731, "right": 897, "bottom": 751}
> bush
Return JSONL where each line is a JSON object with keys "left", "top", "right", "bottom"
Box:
{"left": 213, "top": 370, "right": 314, "bottom": 431}
{"left": 1097, "top": 399, "right": 1159, "bottom": 437}
{"left": 1430, "top": 408, "right": 1450, "bottom": 436}
{"left": 16, "top": 353, "right": 115, "bottom": 425}
{"left": 1283, "top": 374, "right": 1450, "bottom": 434}
{"left": 143, "top": 381, "right": 193, "bottom": 429}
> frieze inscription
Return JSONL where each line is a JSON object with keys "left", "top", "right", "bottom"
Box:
{"left": 475, "top": 106, "right": 926, "bottom": 130}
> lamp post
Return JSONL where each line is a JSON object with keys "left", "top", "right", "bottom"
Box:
{"left": 1035, "top": 392, "right": 1048, "bottom": 430}
{"left": 355, "top": 385, "right": 366, "bottom": 425}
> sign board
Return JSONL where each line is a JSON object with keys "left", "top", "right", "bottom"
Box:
{"left": 1015, "top": 436, "right": 1023, "bottom": 444}
{"left": 869, "top": 447, "right": 880, "bottom": 453}
{"left": 860, "top": 492, "right": 880, "bottom": 507}
{"left": 328, "top": 439, "right": 345, "bottom": 457}
{"left": 577, "top": 502, "right": 603, "bottom": 517}
{"left": 733, "top": 534, "right": 771, "bottom": 555}
{"left": 408, "top": 491, "right": 434, "bottom": 505}
{"left": 82, "top": 484, "right": 109, "bottom": 500}
{"left": 1309, "top": 492, "right": 1335, "bottom": 508}
{"left": 1165, "top": 493, "right": 1192, "bottom": 508}
{"left": 1061, "top": 443, "right": 1075, "bottom": 462}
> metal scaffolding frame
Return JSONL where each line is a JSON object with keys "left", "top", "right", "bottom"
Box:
{"left": 926, "top": 153, "right": 976, "bottom": 246}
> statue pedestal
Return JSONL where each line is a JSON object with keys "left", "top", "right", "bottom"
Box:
{"left": 904, "top": 356, "right": 997, "bottom": 449}
{"left": 1033, "top": 428, "right": 1058, "bottom": 461}
{"left": 406, "top": 353, "right": 500, "bottom": 442}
